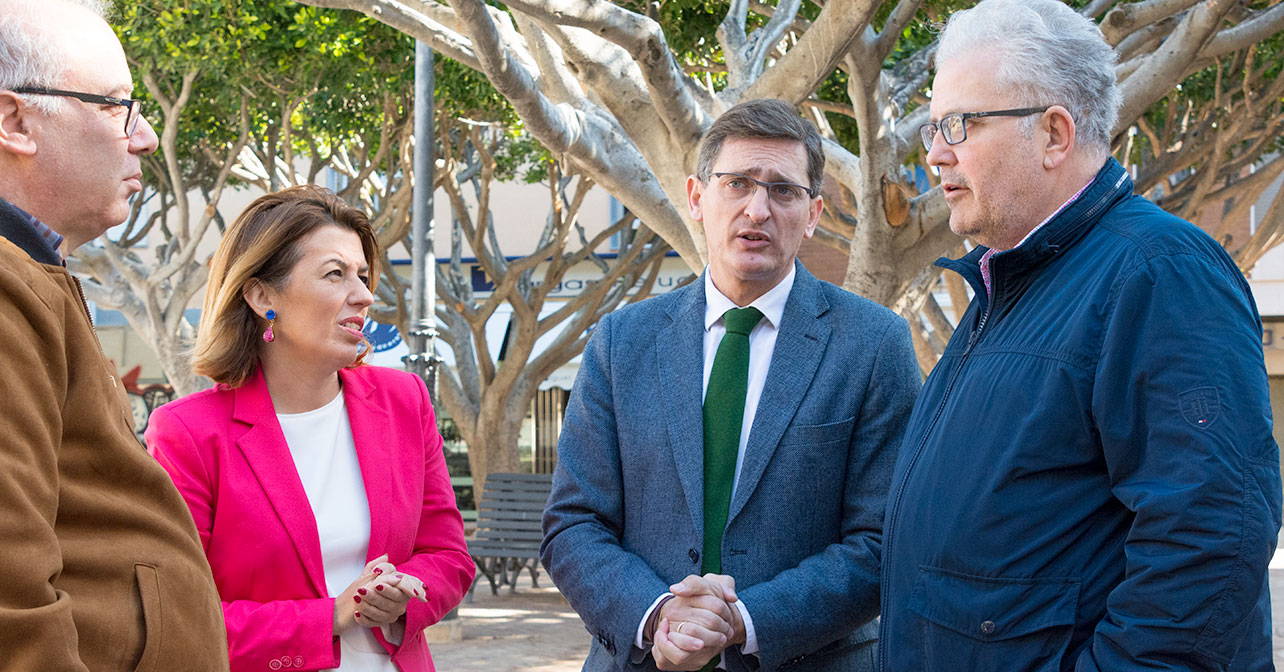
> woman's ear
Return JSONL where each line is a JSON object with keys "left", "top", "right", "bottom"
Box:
{"left": 242, "top": 279, "right": 274, "bottom": 318}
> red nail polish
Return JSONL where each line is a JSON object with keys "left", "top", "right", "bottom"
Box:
{"left": 353, "top": 595, "right": 362, "bottom": 603}
{"left": 354, "top": 611, "right": 361, "bottom": 619}
{"left": 372, "top": 568, "right": 383, "bottom": 575}
{"left": 357, "top": 588, "right": 367, "bottom": 595}
{"left": 375, "top": 584, "right": 384, "bottom": 592}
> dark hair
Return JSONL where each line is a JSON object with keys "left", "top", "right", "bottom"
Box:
{"left": 194, "top": 185, "right": 380, "bottom": 387}
{"left": 696, "top": 99, "right": 825, "bottom": 194}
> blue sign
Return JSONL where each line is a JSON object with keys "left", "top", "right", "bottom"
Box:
{"left": 362, "top": 319, "right": 403, "bottom": 353}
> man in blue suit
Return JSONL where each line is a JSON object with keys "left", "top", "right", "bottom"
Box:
{"left": 541, "top": 99, "right": 920, "bottom": 672}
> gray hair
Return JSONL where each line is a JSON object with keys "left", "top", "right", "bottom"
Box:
{"left": 697, "top": 98, "right": 825, "bottom": 195}
{"left": 0, "top": 0, "right": 110, "bottom": 114}
{"left": 936, "top": 0, "right": 1121, "bottom": 151}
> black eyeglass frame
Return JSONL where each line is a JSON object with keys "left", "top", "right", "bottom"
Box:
{"left": 12, "top": 86, "right": 144, "bottom": 138}
{"left": 709, "top": 171, "right": 818, "bottom": 201}
{"left": 919, "top": 106, "right": 1051, "bottom": 152}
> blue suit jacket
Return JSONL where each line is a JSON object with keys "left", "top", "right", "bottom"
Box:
{"left": 541, "top": 263, "right": 921, "bottom": 672}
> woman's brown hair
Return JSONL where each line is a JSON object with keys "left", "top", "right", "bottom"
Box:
{"left": 193, "top": 185, "right": 381, "bottom": 387}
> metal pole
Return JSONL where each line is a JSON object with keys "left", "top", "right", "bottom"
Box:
{"left": 407, "top": 40, "right": 462, "bottom": 632}
{"left": 405, "top": 40, "right": 438, "bottom": 399}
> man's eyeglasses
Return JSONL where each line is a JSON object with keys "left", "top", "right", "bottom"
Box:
{"left": 12, "top": 86, "right": 145, "bottom": 138}
{"left": 710, "top": 172, "right": 816, "bottom": 206}
{"left": 919, "top": 107, "right": 1050, "bottom": 152}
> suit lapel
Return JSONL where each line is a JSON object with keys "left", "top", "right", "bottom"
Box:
{"left": 727, "top": 264, "right": 831, "bottom": 526}
{"left": 232, "top": 370, "right": 328, "bottom": 597}
{"left": 340, "top": 368, "right": 394, "bottom": 562}
{"left": 657, "top": 280, "right": 709, "bottom": 534}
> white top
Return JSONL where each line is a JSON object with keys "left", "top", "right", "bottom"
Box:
{"left": 633, "top": 267, "right": 795, "bottom": 660}
{"left": 277, "top": 390, "right": 396, "bottom": 672}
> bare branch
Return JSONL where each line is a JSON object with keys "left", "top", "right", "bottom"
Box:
{"left": 293, "top": 0, "right": 482, "bottom": 68}
{"left": 501, "top": 0, "right": 710, "bottom": 145}
{"left": 744, "top": 0, "right": 881, "bottom": 104}
{"left": 1100, "top": 0, "right": 1200, "bottom": 46}
{"left": 1115, "top": 0, "right": 1237, "bottom": 135}
{"left": 1198, "top": 4, "right": 1284, "bottom": 62}
{"left": 874, "top": 0, "right": 924, "bottom": 62}
{"left": 743, "top": 0, "right": 804, "bottom": 82}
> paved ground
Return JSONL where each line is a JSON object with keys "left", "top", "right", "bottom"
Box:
{"left": 430, "top": 557, "right": 1284, "bottom": 670}
{"left": 427, "top": 584, "right": 589, "bottom": 671}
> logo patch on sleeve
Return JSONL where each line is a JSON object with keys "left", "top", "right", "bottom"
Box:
{"left": 1178, "top": 386, "right": 1220, "bottom": 429}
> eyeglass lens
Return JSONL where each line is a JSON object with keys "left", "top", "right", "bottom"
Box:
{"left": 921, "top": 115, "right": 968, "bottom": 151}
{"left": 125, "top": 101, "right": 142, "bottom": 138}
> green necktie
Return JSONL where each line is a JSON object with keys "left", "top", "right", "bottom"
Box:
{"left": 702, "top": 306, "right": 763, "bottom": 576}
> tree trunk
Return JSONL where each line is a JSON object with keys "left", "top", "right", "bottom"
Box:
{"left": 464, "top": 395, "right": 527, "bottom": 504}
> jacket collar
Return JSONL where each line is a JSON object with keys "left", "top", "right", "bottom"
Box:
{"left": 229, "top": 366, "right": 392, "bottom": 597}
{"left": 0, "top": 197, "right": 62, "bottom": 266}
{"left": 936, "top": 158, "right": 1133, "bottom": 304}
{"left": 658, "top": 260, "right": 832, "bottom": 533}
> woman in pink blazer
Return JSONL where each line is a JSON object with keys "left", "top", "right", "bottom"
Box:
{"left": 146, "top": 186, "right": 474, "bottom": 672}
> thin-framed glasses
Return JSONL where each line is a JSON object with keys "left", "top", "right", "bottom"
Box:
{"left": 919, "top": 107, "right": 1050, "bottom": 152}
{"left": 12, "top": 86, "right": 144, "bottom": 138}
{"left": 711, "top": 171, "right": 816, "bottom": 206}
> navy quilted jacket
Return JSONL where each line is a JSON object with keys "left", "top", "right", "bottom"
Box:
{"left": 879, "top": 159, "right": 1281, "bottom": 671}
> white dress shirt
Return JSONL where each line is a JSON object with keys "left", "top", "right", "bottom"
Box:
{"left": 634, "top": 267, "right": 796, "bottom": 662}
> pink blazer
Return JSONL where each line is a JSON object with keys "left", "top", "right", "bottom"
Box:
{"left": 145, "top": 365, "right": 474, "bottom": 672}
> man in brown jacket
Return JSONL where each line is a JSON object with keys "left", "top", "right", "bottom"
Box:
{"left": 0, "top": 1, "right": 229, "bottom": 669}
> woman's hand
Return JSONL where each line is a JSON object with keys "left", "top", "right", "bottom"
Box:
{"left": 333, "top": 554, "right": 388, "bottom": 636}
{"left": 352, "top": 570, "right": 429, "bottom": 630}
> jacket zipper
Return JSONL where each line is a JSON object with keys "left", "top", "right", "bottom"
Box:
{"left": 72, "top": 277, "right": 97, "bottom": 336}
{"left": 878, "top": 297, "right": 993, "bottom": 672}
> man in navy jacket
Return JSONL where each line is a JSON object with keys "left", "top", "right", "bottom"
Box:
{"left": 880, "top": 1, "right": 1281, "bottom": 670}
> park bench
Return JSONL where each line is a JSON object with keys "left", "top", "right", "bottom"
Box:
{"left": 466, "top": 472, "right": 554, "bottom": 599}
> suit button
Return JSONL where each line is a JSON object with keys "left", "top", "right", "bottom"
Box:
{"left": 689, "top": 549, "right": 699, "bottom": 564}
{"left": 980, "top": 620, "right": 996, "bottom": 635}
{"left": 293, "top": 657, "right": 304, "bottom": 667}
{"left": 282, "top": 656, "right": 294, "bottom": 668}
{"left": 269, "top": 661, "right": 282, "bottom": 671}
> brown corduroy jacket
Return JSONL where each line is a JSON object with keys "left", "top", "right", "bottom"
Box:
{"left": 0, "top": 198, "right": 229, "bottom": 672}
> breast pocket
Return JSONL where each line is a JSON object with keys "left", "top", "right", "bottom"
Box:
{"left": 908, "top": 566, "right": 1079, "bottom": 672}
{"left": 778, "top": 416, "right": 855, "bottom": 447}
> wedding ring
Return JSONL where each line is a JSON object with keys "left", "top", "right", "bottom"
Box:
{"left": 676, "top": 621, "right": 686, "bottom": 635}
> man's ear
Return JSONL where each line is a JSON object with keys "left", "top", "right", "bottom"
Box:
{"left": 1042, "top": 105, "right": 1076, "bottom": 170}
{"left": 803, "top": 194, "right": 823, "bottom": 240}
{"left": 686, "top": 174, "right": 705, "bottom": 222}
{"left": 242, "top": 279, "right": 274, "bottom": 318}
{"left": 0, "top": 92, "right": 40, "bottom": 157}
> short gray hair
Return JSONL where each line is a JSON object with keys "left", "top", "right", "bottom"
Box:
{"left": 936, "top": 0, "right": 1121, "bottom": 151}
{"left": 0, "top": 0, "right": 110, "bottom": 114}
{"left": 697, "top": 99, "right": 825, "bottom": 195}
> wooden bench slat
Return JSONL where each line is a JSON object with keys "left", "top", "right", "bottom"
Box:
{"left": 466, "top": 473, "right": 555, "bottom": 599}
{"left": 468, "top": 542, "right": 543, "bottom": 553}
{"left": 480, "top": 474, "right": 551, "bottom": 482}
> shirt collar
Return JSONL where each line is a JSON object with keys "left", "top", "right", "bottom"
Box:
{"left": 704, "top": 265, "right": 795, "bottom": 332}
{"left": 0, "top": 197, "right": 64, "bottom": 264}
{"left": 978, "top": 174, "right": 1095, "bottom": 299}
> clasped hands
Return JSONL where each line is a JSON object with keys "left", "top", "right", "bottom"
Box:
{"left": 650, "top": 574, "right": 745, "bottom": 671}
{"left": 333, "top": 554, "right": 428, "bottom": 642}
